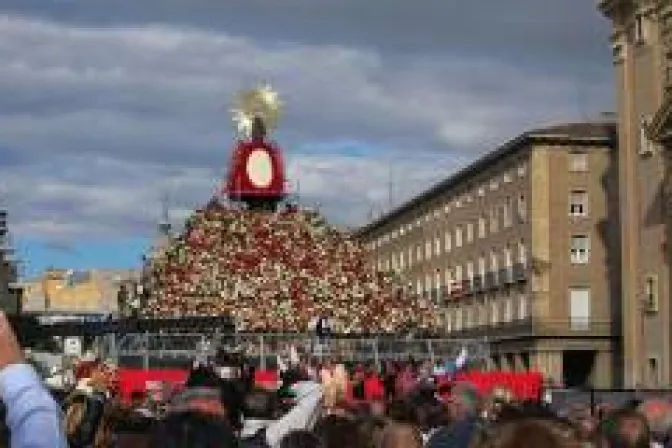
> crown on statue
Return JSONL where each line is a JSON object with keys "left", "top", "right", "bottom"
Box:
{"left": 230, "top": 84, "right": 283, "bottom": 141}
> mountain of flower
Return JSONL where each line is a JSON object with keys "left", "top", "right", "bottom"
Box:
{"left": 142, "top": 200, "right": 440, "bottom": 333}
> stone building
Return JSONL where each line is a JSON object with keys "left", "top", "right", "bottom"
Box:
{"left": 599, "top": 0, "right": 672, "bottom": 387}
{"left": 0, "top": 209, "right": 22, "bottom": 314}
{"left": 357, "top": 122, "right": 621, "bottom": 388}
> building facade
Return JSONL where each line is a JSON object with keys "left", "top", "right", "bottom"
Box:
{"left": 0, "top": 209, "right": 22, "bottom": 314}
{"left": 357, "top": 122, "right": 621, "bottom": 388}
{"left": 599, "top": 0, "right": 672, "bottom": 388}
{"left": 21, "top": 268, "right": 131, "bottom": 315}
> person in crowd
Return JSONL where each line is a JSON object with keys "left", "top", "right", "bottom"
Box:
{"left": 279, "top": 429, "right": 323, "bottom": 448}
{"left": 426, "top": 381, "right": 483, "bottom": 448}
{"left": 240, "top": 378, "right": 323, "bottom": 447}
{"left": 595, "top": 408, "right": 652, "bottom": 448}
{"left": 0, "top": 311, "right": 67, "bottom": 447}
{"left": 378, "top": 422, "right": 423, "bottom": 448}
{"left": 312, "top": 415, "right": 363, "bottom": 448}
{"left": 150, "top": 410, "right": 238, "bottom": 448}
{"left": 473, "top": 418, "right": 581, "bottom": 448}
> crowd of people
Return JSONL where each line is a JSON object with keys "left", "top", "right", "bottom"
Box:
{"left": 0, "top": 309, "right": 669, "bottom": 448}
{"left": 141, "top": 200, "right": 441, "bottom": 333}
{"left": 49, "top": 347, "right": 672, "bottom": 448}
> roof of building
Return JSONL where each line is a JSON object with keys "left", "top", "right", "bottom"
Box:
{"left": 355, "top": 121, "right": 617, "bottom": 236}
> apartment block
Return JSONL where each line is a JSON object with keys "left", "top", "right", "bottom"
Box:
{"left": 357, "top": 122, "right": 621, "bottom": 388}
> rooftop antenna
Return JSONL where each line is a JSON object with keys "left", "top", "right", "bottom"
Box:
{"left": 575, "top": 76, "right": 588, "bottom": 122}
{"left": 158, "top": 191, "right": 171, "bottom": 237}
{"left": 388, "top": 161, "right": 394, "bottom": 212}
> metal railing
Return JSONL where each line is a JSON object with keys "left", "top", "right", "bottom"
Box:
{"left": 445, "top": 318, "right": 615, "bottom": 340}
{"left": 110, "top": 332, "right": 490, "bottom": 370}
{"left": 545, "top": 388, "right": 672, "bottom": 415}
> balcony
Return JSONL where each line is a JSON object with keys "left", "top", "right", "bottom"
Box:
{"left": 499, "top": 268, "right": 514, "bottom": 285}
{"left": 472, "top": 275, "right": 483, "bottom": 293}
{"left": 484, "top": 271, "right": 499, "bottom": 290}
{"left": 513, "top": 263, "right": 528, "bottom": 282}
{"left": 449, "top": 280, "right": 471, "bottom": 300}
{"left": 445, "top": 317, "right": 615, "bottom": 340}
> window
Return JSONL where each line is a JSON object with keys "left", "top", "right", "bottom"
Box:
{"left": 517, "top": 163, "right": 527, "bottom": 177}
{"left": 478, "top": 255, "right": 486, "bottom": 279}
{"left": 466, "top": 222, "right": 474, "bottom": 243}
{"left": 455, "top": 309, "right": 463, "bottom": 330}
{"left": 467, "top": 261, "right": 474, "bottom": 284}
{"left": 504, "top": 246, "right": 513, "bottom": 268}
{"left": 570, "top": 235, "right": 590, "bottom": 264}
{"left": 391, "top": 253, "right": 398, "bottom": 270}
{"left": 416, "top": 244, "right": 423, "bottom": 261}
{"left": 434, "top": 234, "right": 441, "bottom": 256}
{"left": 518, "top": 240, "right": 527, "bottom": 266}
{"left": 399, "top": 252, "right": 405, "bottom": 270}
{"left": 569, "top": 288, "right": 591, "bottom": 330}
{"left": 503, "top": 197, "right": 512, "bottom": 228}
{"left": 569, "top": 190, "right": 589, "bottom": 217}
{"left": 425, "top": 240, "right": 432, "bottom": 259}
{"left": 640, "top": 116, "right": 654, "bottom": 155}
{"left": 635, "top": 13, "right": 645, "bottom": 43}
{"left": 478, "top": 215, "right": 487, "bottom": 238}
{"left": 648, "top": 357, "right": 660, "bottom": 387}
{"left": 518, "top": 295, "right": 528, "bottom": 320}
{"left": 503, "top": 173, "right": 512, "bottom": 183}
{"left": 491, "top": 301, "right": 499, "bottom": 324}
{"left": 612, "top": 42, "right": 623, "bottom": 62}
{"left": 408, "top": 247, "right": 414, "bottom": 266}
{"left": 445, "top": 269, "right": 453, "bottom": 292}
{"left": 416, "top": 280, "right": 423, "bottom": 296}
{"left": 478, "top": 187, "right": 485, "bottom": 197}
{"left": 490, "top": 179, "right": 499, "bottom": 191}
{"left": 490, "top": 251, "right": 499, "bottom": 284}
{"left": 455, "top": 226, "right": 463, "bottom": 248}
{"left": 504, "top": 298, "right": 513, "bottom": 322}
{"left": 570, "top": 152, "right": 588, "bottom": 172}
{"left": 465, "top": 306, "right": 474, "bottom": 328}
{"left": 490, "top": 208, "right": 499, "bottom": 233}
{"left": 455, "top": 265, "right": 463, "bottom": 282}
{"left": 645, "top": 275, "right": 659, "bottom": 313}
{"left": 517, "top": 195, "right": 527, "bottom": 222}
{"left": 444, "top": 231, "right": 452, "bottom": 252}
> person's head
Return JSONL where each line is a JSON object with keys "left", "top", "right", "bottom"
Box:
{"left": 378, "top": 422, "right": 423, "bottom": 448}
{"left": 446, "top": 382, "right": 481, "bottom": 422}
{"left": 243, "top": 388, "right": 279, "bottom": 420}
{"left": 64, "top": 391, "right": 110, "bottom": 448}
{"left": 356, "top": 416, "right": 387, "bottom": 448}
{"left": 130, "top": 390, "right": 147, "bottom": 408}
{"left": 596, "top": 408, "right": 651, "bottom": 448}
{"left": 474, "top": 418, "right": 579, "bottom": 448}
{"left": 150, "top": 411, "right": 237, "bottom": 448}
{"left": 280, "top": 430, "right": 324, "bottom": 448}
{"left": 637, "top": 400, "right": 672, "bottom": 443}
{"left": 313, "top": 415, "right": 362, "bottom": 448}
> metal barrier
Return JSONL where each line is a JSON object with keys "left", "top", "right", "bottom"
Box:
{"left": 110, "top": 332, "right": 490, "bottom": 370}
{"left": 545, "top": 388, "right": 672, "bottom": 414}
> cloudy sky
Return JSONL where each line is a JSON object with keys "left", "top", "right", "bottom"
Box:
{"left": 0, "top": 0, "right": 613, "bottom": 276}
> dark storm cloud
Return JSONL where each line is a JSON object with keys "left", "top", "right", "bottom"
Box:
{"left": 0, "top": 0, "right": 608, "bottom": 70}
{"left": 0, "top": 2, "right": 614, "bottom": 243}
